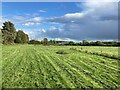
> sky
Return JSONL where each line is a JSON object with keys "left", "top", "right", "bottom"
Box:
{"left": 0, "top": 0, "right": 119, "bottom": 41}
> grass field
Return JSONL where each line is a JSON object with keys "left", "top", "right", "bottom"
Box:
{"left": 2, "top": 45, "right": 119, "bottom": 88}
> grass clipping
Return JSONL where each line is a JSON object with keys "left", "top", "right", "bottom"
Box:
{"left": 56, "top": 50, "right": 68, "bottom": 54}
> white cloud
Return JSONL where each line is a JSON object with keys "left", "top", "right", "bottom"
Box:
{"left": 38, "top": 10, "right": 46, "bottom": 13}
{"left": 22, "top": 22, "right": 35, "bottom": 26}
{"left": 28, "top": 17, "right": 42, "bottom": 22}
{"left": 32, "top": 17, "right": 42, "bottom": 22}
{"left": 13, "top": 16, "right": 26, "bottom": 21}
{"left": 36, "top": 22, "right": 40, "bottom": 25}
{"left": 24, "top": 29, "right": 47, "bottom": 40}
{"left": 22, "top": 17, "right": 42, "bottom": 26}
{"left": 65, "top": 13, "right": 84, "bottom": 18}
{"left": 40, "top": 29, "right": 46, "bottom": 33}
{"left": 64, "top": 13, "right": 85, "bottom": 18}
{"left": 3, "top": 15, "right": 43, "bottom": 27}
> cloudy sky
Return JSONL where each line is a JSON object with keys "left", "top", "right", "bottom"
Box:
{"left": 1, "top": 0, "right": 118, "bottom": 41}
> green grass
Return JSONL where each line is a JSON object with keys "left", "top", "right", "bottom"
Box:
{"left": 2, "top": 45, "right": 119, "bottom": 88}
{"left": 75, "top": 46, "right": 118, "bottom": 57}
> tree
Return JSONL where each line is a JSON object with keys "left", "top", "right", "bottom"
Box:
{"left": 53, "top": 40, "right": 57, "bottom": 45}
{"left": 95, "top": 41, "right": 104, "bottom": 46}
{"left": 69, "top": 41, "right": 74, "bottom": 45}
{"left": 29, "top": 40, "right": 40, "bottom": 44}
{"left": 14, "top": 30, "right": 29, "bottom": 44}
{"left": 0, "top": 29, "right": 2, "bottom": 44}
{"left": 43, "top": 38, "right": 48, "bottom": 45}
{"left": 1, "top": 21, "right": 16, "bottom": 44}
{"left": 49, "top": 40, "right": 53, "bottom": 45}
{"left": 82, "top": 40, "right": 89, "bottom": 46}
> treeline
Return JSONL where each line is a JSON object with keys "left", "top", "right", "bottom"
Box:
{"left": 79, "top": 40, "right": 119, "bottom": 46}
{"left": 29, "top": 39, "right": 119, "bottom": 46}
{"left": 0, "top": 21, "right": 119, "bottom": 46}
{"left": 29, "top": 38, "right": 58, "bottom": 45}
{"left": 1, "top": 21, "right": 29, "bottom": 44}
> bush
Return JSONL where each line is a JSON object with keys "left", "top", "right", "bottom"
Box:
{"left": 84, "top": 50, "right": 88, "bottom": 53}
{"left": 69, "top": 48, "right": 77, "bottom": 50}
{"left": 56, "top": 50, "right": 68, "bottom": 54}
{"left": 100, "top": 61, "right": 105, "bottom": 64}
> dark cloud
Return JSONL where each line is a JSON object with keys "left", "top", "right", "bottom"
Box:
{"left": 42, "top": 2, "right": 118, "bottom": 41}
{"left": 99, "top": 15, "right": 118, "bottom": 21}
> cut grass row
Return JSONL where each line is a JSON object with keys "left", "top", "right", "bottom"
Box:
{"left": 70, "top": 47, "right": 119, "bottom": 60}
{"left": 2, "top": 45, "right": 119, "bottom": 88}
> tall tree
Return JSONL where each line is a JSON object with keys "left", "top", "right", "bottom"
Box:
{"left": 15, "top": 30, "right": 29, "bottom": 44}
{"left": 43, "top": 38, "right": 48, "bottom": 45}
{"left": 1, "top": 21, "right": 16, "bottom": 44}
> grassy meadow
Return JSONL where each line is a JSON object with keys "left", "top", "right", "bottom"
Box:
{"left": 2, "top": 45, "right": 119, "bottom": 88}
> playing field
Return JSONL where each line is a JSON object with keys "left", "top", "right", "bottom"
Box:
{"left": 2, "top": 45, "right": 119, "bottom": 88}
